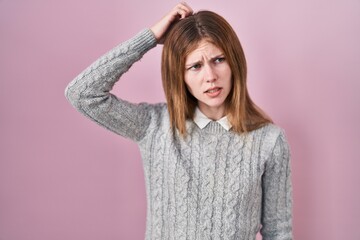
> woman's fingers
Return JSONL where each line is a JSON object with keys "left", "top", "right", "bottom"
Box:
{"left": 169, "top": 2, "right": 192, "bottom": 21}
{"left": 176, "top": 2, "right": 193, "bottom": 19}
{"left": 150, "top": 2, "right": 193, "bottom": 43}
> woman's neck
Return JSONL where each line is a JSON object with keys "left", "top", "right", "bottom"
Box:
{"left": 197, "top": 104, "right": 226, "bottom": 120}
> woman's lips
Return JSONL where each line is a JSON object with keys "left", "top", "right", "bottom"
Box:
{"left": 204, "top": 87, "right": 222, "bottom": 97}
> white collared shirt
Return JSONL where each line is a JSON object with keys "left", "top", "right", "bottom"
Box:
{"left": 193, "top": 107, "right": 232, "bottom": 131}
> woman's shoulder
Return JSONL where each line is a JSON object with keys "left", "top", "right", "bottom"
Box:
{"left": 264, "top": 123, "right": 286, "bottom": 136}
{"left": 251, "top": 123, "right": 289, "bottom": 153}
{"left": 137, "top": 101, "right": 170, "bottom": 130}
{"left": 132, "top": 102, "right": 170, "bottom": 143}
{"left": 251, "top": 123, "right": 285, "bottom": 137}
{"left": 138, "top": 102, "right": 168, "bottom": 116}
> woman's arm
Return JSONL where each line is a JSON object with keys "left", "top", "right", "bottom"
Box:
{"left": 65, "top": 3, "right": 193, "bottom": 141}
{"left": 65, "top": 29, "right": 158, "bottom": 141}
{"left": 260, "top": 130, "right": 293, "bottom": 239}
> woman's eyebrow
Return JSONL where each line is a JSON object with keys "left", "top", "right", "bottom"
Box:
{"left": 185, "top": 53, "right": 225, "bottom": 67}
{"left": 185, "top": 60, "right": 202, "bottom": 68}
{"left": 210, "top": 53, "right": 225, "bottom": 60}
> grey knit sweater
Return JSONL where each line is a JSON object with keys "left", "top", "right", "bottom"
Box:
{"left": 65, "top": 29, "right": 292, "bottom": 240}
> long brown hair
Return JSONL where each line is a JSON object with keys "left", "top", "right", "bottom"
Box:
{"left": 161, "top": 10, "right": 272, "bottom": 136}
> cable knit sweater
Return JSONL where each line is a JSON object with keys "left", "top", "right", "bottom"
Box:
{"left": 65, "top": 29, "right": 293, "bottom": 240}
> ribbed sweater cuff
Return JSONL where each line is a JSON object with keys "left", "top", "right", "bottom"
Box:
{"left": 127, "top": 28, "right": 158, "bottom": 56}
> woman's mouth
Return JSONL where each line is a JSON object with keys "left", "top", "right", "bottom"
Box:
{"left": 204, "top": 87, "right": 222, "bottom": 97}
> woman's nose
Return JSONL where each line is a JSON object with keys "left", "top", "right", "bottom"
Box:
{"left": 204, "top": 65, "right": 216, "bottom": 82}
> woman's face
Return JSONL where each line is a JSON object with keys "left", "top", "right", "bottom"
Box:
{"left": 184, "top": 39, "right": 232, "bottom": 120}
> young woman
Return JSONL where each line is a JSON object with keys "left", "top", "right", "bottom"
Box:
{"left": 65, "top": 3, "right": 293, "bottom": 239}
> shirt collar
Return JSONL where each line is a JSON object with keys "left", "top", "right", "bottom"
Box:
{"left": 193, "top": 107, "right": 232, "bottom": 131}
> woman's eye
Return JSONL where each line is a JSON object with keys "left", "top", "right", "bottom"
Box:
{"left": 214, "top": 57, "right": 225, "bottom": 63}
{"left": 189, "top": 64, "right": 201, "bottom": 70}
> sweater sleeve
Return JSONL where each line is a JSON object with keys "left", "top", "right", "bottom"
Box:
{"left": 260, "top": 130, "right": 293, "bottom": 240}
{"left": 64, "top": 29, "right": 158, "bottom": 141}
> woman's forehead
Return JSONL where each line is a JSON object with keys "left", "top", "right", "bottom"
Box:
{"left": 185, "top": 39, "right": 223, "bottom": 60}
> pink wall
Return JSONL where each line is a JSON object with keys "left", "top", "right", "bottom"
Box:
{"left": 1, "top": 0, "right": 359, "bottom": 239}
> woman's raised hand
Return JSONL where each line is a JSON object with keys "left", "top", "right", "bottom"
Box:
{"left": 150, "top": 2, "right": 193, "bottom": 44}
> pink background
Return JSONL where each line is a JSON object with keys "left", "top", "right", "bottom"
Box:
{"left": 1, "top": 0, "right": 359, "bottom": 239}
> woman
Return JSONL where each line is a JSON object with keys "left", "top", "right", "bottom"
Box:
{"left": 65, "top": 3, "right": 292, "bottom": 239}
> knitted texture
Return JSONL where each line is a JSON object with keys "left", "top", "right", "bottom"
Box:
{"left": 65, "top": 29, "right": 293, "bottom": 240}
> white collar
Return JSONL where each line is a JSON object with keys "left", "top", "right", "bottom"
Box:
{"left": 193, "top": 107, "right": 232, "bottom": 131}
